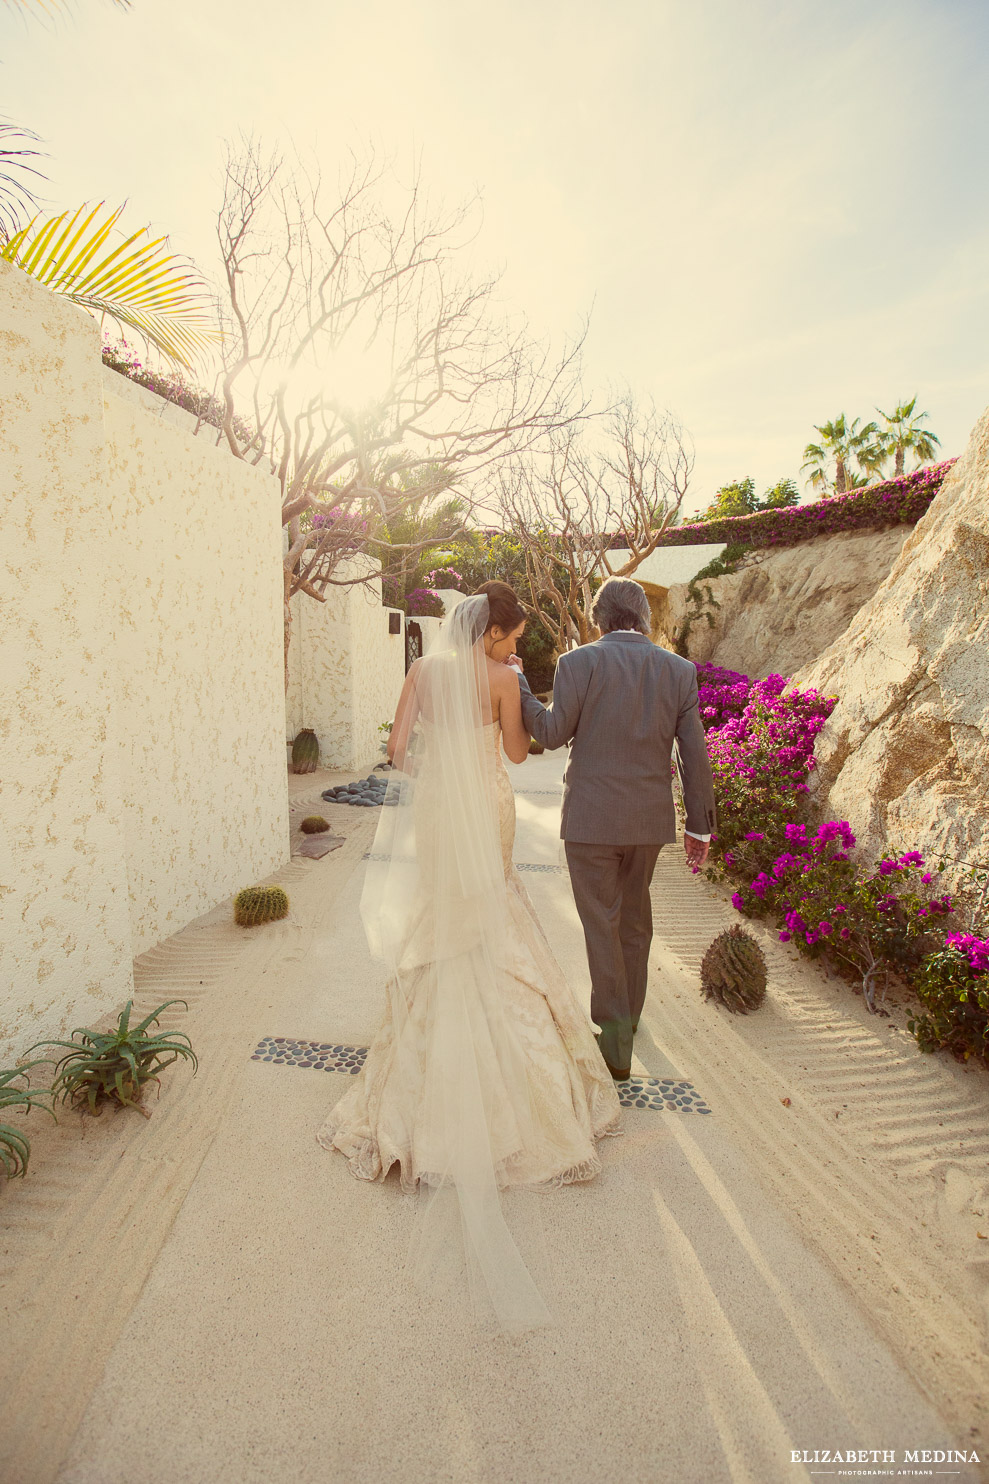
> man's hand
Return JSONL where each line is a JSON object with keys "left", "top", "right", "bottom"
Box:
{"left": 506, "top": 653, "right": 524, "bottom": 674}
{"left": 684, "top": 836, "right": 709, "bottom": 871}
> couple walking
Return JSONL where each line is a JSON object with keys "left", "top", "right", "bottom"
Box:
{"left": 317, "top": 576, "right": 716, "bottom": 1329}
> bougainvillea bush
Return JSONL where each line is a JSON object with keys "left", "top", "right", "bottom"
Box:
{"left": 701, "top": 672, "right": 835, "bottom": 865}
{"left": 660, "top": 461, "right": 956, "bottom": 552}
{"left": 102, "top": 337, "right": 258, "bottom": 448}
{"left": 696, "top": 663, "right": 754, "bottom": 730}
{"left": 423, "top": 567, "right": 465, "bottom": 590}
{"left": 697, "top": 662, "right": 988, "bottom": 1064}
{"left": 908, "top": 938, "right": 989, "bottom": 1064}
{"left": 406, "top": 587, "right": 446, "bottom": 618}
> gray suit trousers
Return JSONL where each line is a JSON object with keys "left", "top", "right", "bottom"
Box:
{"left": 565, "top": 840, "right": 662, "bottom": 1075}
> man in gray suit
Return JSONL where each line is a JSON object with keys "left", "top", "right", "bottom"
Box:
{"left": 513, "top": 576, "right": 716, "bottom": 1080}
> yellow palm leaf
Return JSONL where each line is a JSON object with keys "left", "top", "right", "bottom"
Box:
{"left": 1, "top": 202, "right": 216, "bottom": 367}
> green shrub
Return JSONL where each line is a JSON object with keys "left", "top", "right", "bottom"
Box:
{"left": 908, "top": 947, "right": 989, "bottom": 1065}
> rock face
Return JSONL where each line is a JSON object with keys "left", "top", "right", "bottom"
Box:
{"left": 660, "top": 526, "right": 910, "bottom": 680}
{"left": 794, "top": 407, "right": 989, "bottom": 875}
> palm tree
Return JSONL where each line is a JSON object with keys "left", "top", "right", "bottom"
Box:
{"left": 874, "top": 397, "right": 941, "bottom": 478}
{"left": 801, "top": 414, "right": 879, "bottom": 495}
{"left": 1, "top": 202, "right": 217, "bottom": 366}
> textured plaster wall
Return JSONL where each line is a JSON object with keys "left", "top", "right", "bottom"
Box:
{"left": 628, "top": 543, "right": 727, "bottom": 588}
{"left": 0, "top": 263, "right": 289, "bottom": 1061}
{"left": 287, "top": 560, "right": 405, "bottom": 771}
{"left": 102, "top": 389, "right": 288, "bottom": 956}
{"left": 416, "top": 615, "right": 444, "bottom": 656}
{"left": 1, "top": 266, "right": 133, "bottom": 1061}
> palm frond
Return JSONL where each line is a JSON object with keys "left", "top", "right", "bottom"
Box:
{"left": 1, "top": 202, "right": 217, "bottom": 367}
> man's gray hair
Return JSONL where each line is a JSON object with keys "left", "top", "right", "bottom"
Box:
{"left": 591, "top": 576, "right": 652, "bottom": 636}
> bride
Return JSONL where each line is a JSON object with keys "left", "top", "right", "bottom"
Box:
{"left": 317, "top": 581, "right": 622, "bottom": 1330}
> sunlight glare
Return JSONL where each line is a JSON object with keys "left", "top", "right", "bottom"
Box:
{"left": 281, "top": 343, "right": 394, "bottom": 414}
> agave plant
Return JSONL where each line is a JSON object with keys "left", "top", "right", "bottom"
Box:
{"left": 0, "top": 1061, "right": 55, "bottom": 1182}
{"left": 26, "top": 1000, "right": 197, "bottom": 1118}
{"left": 1, "top": 202, "right": 216, "bottom": 366}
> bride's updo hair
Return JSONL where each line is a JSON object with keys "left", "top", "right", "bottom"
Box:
{"left": 473, "top": 580, "right": 528, "bottom": 634}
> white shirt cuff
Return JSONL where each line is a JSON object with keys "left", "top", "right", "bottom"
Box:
{"left": 684, "top": 831, "right": 711, "bottom": 842}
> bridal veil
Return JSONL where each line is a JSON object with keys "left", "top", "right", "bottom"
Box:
{"left": 357, "top": 595, "right": 554, "bottom": 1331}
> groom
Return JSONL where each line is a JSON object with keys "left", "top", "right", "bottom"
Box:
{"left": 513, "top": 577, "right": 716, "bottom": 1081}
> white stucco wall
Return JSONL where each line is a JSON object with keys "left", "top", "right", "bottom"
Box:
{"left": 102, "top": 388, "right": 288, "bottom": 956}
{"left": 287, "top": 558, "right": 405, "bottom": 772}
{"left": 415, "top": 615, "right": 445, "bottom": 655}
{"left": 0, "top": 263, "right": 134, "bottom": 1062}
{"left": 625, "top": 543, "right": 727, "bottom": 589}
{"left": 0, "top": 262, "right": 289, "bottom": 1061}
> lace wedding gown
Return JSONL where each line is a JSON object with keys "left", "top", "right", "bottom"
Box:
{"left": 317, "top": 718, "right": 622, "bottom": 1193}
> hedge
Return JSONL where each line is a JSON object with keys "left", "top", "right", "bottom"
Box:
{"left": 655, "top": 460, "right": 957, "bottom": 551}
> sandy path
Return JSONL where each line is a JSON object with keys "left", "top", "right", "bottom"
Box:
{"left": 0, "top": 753, "right": 984, "bottom": 1482}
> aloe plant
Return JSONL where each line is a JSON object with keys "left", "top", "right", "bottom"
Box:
{"left": 26, "top": 1000, "right": 197, "bottom": 1118}
{"left": 0, "top": 1061, "right": 55, "bottom": 1182}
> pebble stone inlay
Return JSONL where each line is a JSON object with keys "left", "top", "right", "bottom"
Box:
{"left": 250, "top": 1038, "right": 712, "bottom": 1113}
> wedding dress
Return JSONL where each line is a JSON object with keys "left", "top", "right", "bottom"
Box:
{"left": 317, "top": 596, "right": 621, "bottom": 1330}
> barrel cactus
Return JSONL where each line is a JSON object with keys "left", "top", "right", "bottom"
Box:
{"left": 291, "top": 728, "right": 320, "bottom": 774}
{"left": 700, "top": 924, "right": 767, "bottom": 1014}
{"left": 234, "top": 885, "right": 290, "bottom": 927}
{"left": 300, "top": 815, "right": 330, "bottom": 834}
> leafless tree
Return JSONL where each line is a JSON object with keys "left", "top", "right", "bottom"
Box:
{"left": 497, "top": 395, "right": 693, "bottom": 651}
{"left": 213, "top": 139, "right": 588, "bottom": 687}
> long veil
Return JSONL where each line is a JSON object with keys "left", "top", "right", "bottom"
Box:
{"left": 359, "top": 595, "right": 553, "bottom": 1331}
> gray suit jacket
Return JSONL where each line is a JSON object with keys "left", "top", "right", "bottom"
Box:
{"left": 518, "top": 632, "right": 717, "bottom": 846}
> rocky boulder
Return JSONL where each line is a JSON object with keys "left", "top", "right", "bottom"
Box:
{"left": 659, "top": 526, "right": 910, "bottom": 680}
{"left": 795, "top": 407, "right": 989, "bottom": 879}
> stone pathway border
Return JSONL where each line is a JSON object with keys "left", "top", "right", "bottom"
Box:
{"left": 249, "top": 1036, "right": 714, "bottom": 1112}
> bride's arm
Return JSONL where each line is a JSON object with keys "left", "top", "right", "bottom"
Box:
{"left": 497, "top": 667, "right": 531, "bottom": 764}
{"left": 387, "top": 661, "right": 421, "bottom": 771}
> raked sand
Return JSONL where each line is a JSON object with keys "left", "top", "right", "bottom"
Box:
{"left": 1, "top": 751, "right": 987, "bottom": 1483}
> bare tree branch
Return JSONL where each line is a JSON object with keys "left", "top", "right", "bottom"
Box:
{"left": 498, "top": 395, "right": 693, "bottom": 652}
{"left": 213, "top": 137, "right": 589, "bottom": 688}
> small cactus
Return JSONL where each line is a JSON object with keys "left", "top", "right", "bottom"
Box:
{"left": 700, "top": 924, "right": 767, "bottom": 1014}
{"left": 234, "top": 885, "right": 290, "bottom": 927}
{"left": 528, "top": 739, "right": 545, "bottom": 755}
{"left": 300, "top": 815, "right": 330, "bottom": 834}
{"left": 291, "top": 728, "right": 320, "bottom": 774}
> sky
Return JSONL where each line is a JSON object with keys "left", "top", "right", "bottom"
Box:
{"left": 3, "top": 0, "right": 989, "bottom": 513}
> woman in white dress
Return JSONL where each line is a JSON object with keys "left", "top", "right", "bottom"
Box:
{"left": 317, "top": 582, "right": 621, "bottom": 1330}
